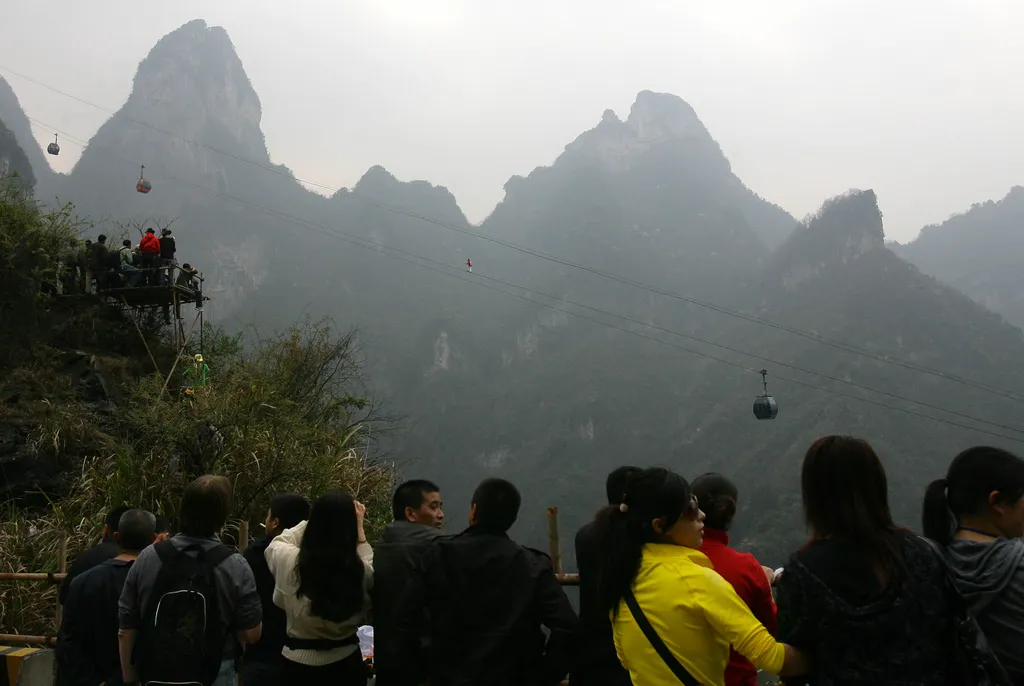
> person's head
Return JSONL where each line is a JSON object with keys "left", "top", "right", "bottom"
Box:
{"left": 297, "top": 491, "right": 365, "bottom": 623}
{"left": 161, "top": 228, "right": 172, "bottom": 236}
{"left": 923, "top": 447, "right": 1024, "bottom": 544}
{"left": 266, "top": 493, "right": 311, "bottom": 537}
{"left": 469, "top": 478, "right": 521, "bottom": 534}
{"left": 145, "top": 228, "right": 155, "bottom": 235}
{"left": 97, "top": 234, "right": 107, "bottom": 244}
{"left": 178, "top": 475, "right": 232, "bottom": 537}
{"left": 605, "top": 466, "right": 641, "bottom": 505}
{"left": 802, "top": 436, "right": 902, "bottom": 577}
{"left": 182, "top": 263, "right": 192, "bottom": 271}
{"left": 154, "top": 515, "right": 171, "bottom": 542}
{"left": 102, "top": 505, "right": 132, "bottom": 539}
{"left": 392, "top": 479, "right": 444, "bottom": 527}
{"left": 692, "top": 473, "right": 739, "bottom": 532}
{"left": 595, "top": 467, "right": 704, "bottom": 615}
{"left": 85, "top": 239, "right": 92, "bottom": 246}
{"left": 194, "top": 354, "right": 204, "bottom": 364}
{"left": 122, "top": 239, "right": 131, "bottom": 248}
{"left": 115, "top": 509, "right": 157, "bottom": 553}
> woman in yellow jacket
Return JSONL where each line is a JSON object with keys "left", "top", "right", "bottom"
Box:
{"left": 596, "top": 467, "right": 809, "bottom": 686}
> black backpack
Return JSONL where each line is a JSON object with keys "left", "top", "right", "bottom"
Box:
{"left": 136, "top": 540, "right": 234, "bottom": 686}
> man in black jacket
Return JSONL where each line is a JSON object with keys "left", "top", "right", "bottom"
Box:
{"left": 57, "top": 509, "right": 157, "bottom": 686}
{"left": 397, "top": 478, "right": 577, "bottom": 686}
{"left": 240, "top": 493, "right": 310, "bottom": 686}
{"left": 60, "top": 505, "right": 131, "bottom": 605}
{"left": 572, "top": 466, "right": 640, "bottom": 686}
{"left": 373, "top": 479, "right": 446, "bottom": 686}
{"left": 159, "top": 228, "right": 176, "bottom": 285}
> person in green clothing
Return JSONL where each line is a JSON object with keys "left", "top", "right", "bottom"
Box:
{"left": 182, "top": 353, "right": 210, "bottom": 388}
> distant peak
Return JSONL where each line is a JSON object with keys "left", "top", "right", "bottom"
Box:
{"left": 627, "top": 90, "right": 705, "bottom": 138}
{"left": 355, "top": 165, "right": 399, "bottom": 189}
{"left": 600, "top": 109, "right": 620, "bottom": 124}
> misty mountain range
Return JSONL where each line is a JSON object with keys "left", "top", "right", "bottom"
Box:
{"left": 3, "top": 19, "right": 1024, "bottom": 564}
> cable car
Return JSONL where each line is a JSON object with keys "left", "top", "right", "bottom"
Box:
{"left": 753, "top": 369, "right": 778, "bottom": 420}
{"left": 47, "top": 134, "right": 60, "bottom": 156}
{"left": 136, "top": 165, "right": 152, "bottom": 194}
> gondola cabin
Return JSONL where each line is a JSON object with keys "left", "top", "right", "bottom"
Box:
{"left": 136, "top": 165, "right": 152, "bottom": 194}
{"left": 47, "top": 134, "right": 60, "bottom": 156}
{"left": 753, "top": 369, "right": 779, "bottom": 420}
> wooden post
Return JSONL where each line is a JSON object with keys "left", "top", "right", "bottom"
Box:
{"left": 238, "top": 521, "right": 250, "bottom": 555}
{"left": 546, "top": 507, "right": 563, "bottom": 575}
{"left": 54, "top": 535, "right": 67, "bottom": 632}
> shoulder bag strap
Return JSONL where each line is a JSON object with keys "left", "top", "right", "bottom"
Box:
{"left": 623, "top": 589, "right": 701, "bottom": 686}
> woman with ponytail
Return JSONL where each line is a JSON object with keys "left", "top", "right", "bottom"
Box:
{"left": 776, "top": 436, "right": 954, "bottom": 684}
{"left": 922, "top": 446, "right": 1024, "bottom": 683}
{"left": 595, "top": 467, "right": 808, "bottom": 686}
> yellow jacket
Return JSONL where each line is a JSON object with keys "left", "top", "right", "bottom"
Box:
{"left": 612, "top": 543, "right": 784, "bottom": 686}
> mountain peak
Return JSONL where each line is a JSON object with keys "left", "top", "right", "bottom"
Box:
{"left": 769, "top": 189, "right": 885, "bottom": 288}
{"left": 627, "top": 90, "right": 708, "bottom": 141}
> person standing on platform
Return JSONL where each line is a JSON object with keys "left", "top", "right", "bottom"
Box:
{"left": 138, "top": 228, "right": 161, "bottom": 286}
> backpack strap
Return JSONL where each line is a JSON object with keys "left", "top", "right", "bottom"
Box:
{"left": 153, "top": 539, "right": 180, "bottom": 563}
{"left": 200, "top": 543, "right": 234, "bottom": 569}
{"left": 623, "top": 589, "right": 700, "bottom": 686}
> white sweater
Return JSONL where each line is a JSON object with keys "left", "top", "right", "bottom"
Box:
{"left": 265, "top": 520, "right": 374, "bottom": 666}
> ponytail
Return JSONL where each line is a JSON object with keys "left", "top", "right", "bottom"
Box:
{"left": 594, "top": 467, "right": 691, "bottom": 617}
{"left": 922, "top": 447, "right": 1024, "bottom": 546}
{"left": 922, "top": 478, "right": 954, "bottom": 545}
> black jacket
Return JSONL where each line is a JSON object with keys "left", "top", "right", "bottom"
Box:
{"left": 60, "top": 538, "right": 120, "bottom": 605}
{"left": 396, "top": 526, "right": 578, "bottom": 686}
{"left": 57, "top": 557, "right": 134, "bottom": 686}
{"left": 571, "top": 521, "right": 630, "bottom": 686}
{"left": 777, "top": 530, "right": 954, "bottom": 685}
{"left": 373, "top": 520, "right": 447, "bottom": 684}
{"left": 159, "top": 235, "right": 176, "bottom": 260}
{"left": 242, "top": 536, "right": 288, "bottom": 665}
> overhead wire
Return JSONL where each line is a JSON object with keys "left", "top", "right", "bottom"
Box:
{"left": 3, "top": 63, "right": 1022, "bottom": 402}
{"left": 20, "top": 116, "right": 1024, "bottom": 445}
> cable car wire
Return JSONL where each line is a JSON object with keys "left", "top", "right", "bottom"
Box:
{"left": 26, "top": 117, "right": 1024, "bottom": 444}
{"left": 4, "top": 63, "right": 1022, "bottom": 403}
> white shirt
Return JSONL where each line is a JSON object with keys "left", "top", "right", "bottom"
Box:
{"left": 265, "top": 520, "right": 374, "bottom": 666}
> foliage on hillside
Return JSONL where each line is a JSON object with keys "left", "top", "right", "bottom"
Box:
{"left": 0, "top": 182, "right": 394, "bottom": 637}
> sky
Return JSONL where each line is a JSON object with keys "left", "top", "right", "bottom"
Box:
{"left": 1, "top": 0, "right": 1023, "bottom": 242}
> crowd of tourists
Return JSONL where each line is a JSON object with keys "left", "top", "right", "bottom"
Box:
{"left": 59, "top": 228, "right": 199, "bottom": 294}
{"left": 52, "top": 436, "right": 1024, "bottom": 686}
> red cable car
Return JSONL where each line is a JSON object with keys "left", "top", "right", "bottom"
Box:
{"left": 136, "top": 164, "right": 152, "bottom": 194}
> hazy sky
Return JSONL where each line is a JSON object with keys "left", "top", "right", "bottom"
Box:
{"left": 2, "top": 0, "right": 1022, "bottom": 242}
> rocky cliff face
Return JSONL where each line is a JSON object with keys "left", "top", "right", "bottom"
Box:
{"left": 0, "top": 79, "right": 48, "bottom": 193}
{"left": 0, "top": 117, "right": 35, "bottom": 190}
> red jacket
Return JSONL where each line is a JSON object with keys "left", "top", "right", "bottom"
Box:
{"left": 700, "top": 528, "right": 778, "bottom": 686}
{"left": 139, "top": 233, "right": 161, "bottom": 254}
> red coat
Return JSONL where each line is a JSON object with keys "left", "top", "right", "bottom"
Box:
{"left": 139, "top": 233, "right": 161, "bottom": 254}
{"left": 700, "top": 528, "right": 778, "bottom": 686}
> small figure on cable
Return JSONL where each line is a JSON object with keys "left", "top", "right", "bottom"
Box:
{"left": 466, "top": 258, "right": 472, "bottom": 273}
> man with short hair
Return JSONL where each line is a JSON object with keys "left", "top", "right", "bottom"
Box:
{"left": 119, "top": 475, "right": 262, "bottom": 686}
{"left": 373, "top": 480, "right": 446, "bottom": 686}
{"left": 159, "top": 228, "right": 176, "bottom": 285}
{"left": 60, "top": 505, "right": 132, "bottom": 605}
{"left": 86, "top": 234, "right": 109, "bottom": 292}
{"left": 58, "top": 509, "right": 157, "bottom": 686}
{"left": 397, "top": 477, "right": 577, "bottom": 686}
{"left": 572, "top": 466, "right": 641, "bottom": 686}
{"left": 241, "top": 493, "right": 311, "bottom": 686}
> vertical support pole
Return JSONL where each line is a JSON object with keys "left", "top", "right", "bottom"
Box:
{"left": 54, "top": 534, "right": 67, "bottom": 632}
{"left": 546, "top": 507, "right": 563, "bottom": 575}
{"left": 238, "top": 521, "right": 250, "bottom": 555}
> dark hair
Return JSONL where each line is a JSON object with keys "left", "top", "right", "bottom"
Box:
{"left": 472, "top": 478, "right": 521, "bottom": 533}
{"left": 154, "top": 515, "right": 170, "bottom": 534}
{"left": 97, "top": 234, "right": 107, "bottom": 243}
{"left": 923, "top": 446, "right": 1024, "bottom": 545}
{"left": 105, "top": 505, "right": 132, "bottom": 533}
{"left": 606, "top": 466, "right": 641, "bottom": 505}
{"left": 802, "top": 436, "right": 902, "bottom": 581}
{"left": 270, "top": 493, "right": 311, "bottom": 531}
{"left": 692, "top": 473, "right": 739, "bottom": 531}
{"left": 117, "top": 509, "right": 156, "bottom": 551}
{"left": 596, "top": 467, "right": 693, "bottom": 616}
{"left": 145, "top": 228, "right": 155, "bottom": 234}
{"left": 297, "top": 491, "right": 365, "bottom": 622}
{"left": 179, "top": 475, "right": 232, "bottom": 537}
{"left": 161, "top": 228, "right": 172, "bottom": 236}
{"left": 391, "top": 480, "right": 441, "bottom": 521}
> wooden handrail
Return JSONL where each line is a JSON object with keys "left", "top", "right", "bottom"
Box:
{"left": 0, "top": 634, "right": 55, "bottom": 646}
{"left": 0, "top": 572, "right": 66, "bottom": 582}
